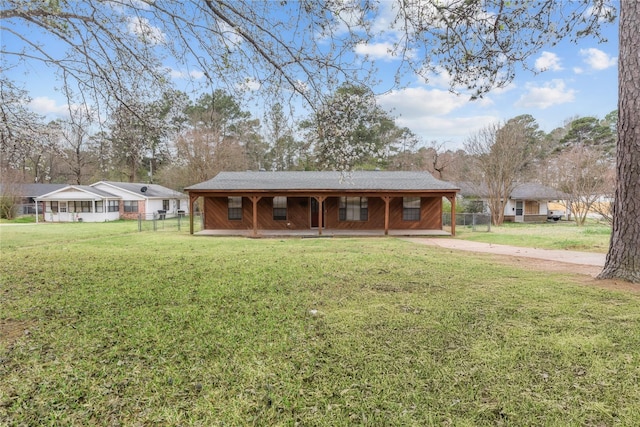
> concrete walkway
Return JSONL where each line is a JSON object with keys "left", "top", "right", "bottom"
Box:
{"left": 404, "top": 238, "right": 606, "bottom": 267}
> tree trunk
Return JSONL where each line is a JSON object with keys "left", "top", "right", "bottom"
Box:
{"left": 598, "top": 1, "right": 640, "bottom": 283}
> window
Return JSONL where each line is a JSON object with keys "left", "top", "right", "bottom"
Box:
{"left": 50, "top": 201, "right": 58, "bottom": 213}
{"left": 228, "top": 197, "right": 242, "bottom": 220}
{"left": 108, "top": 200, "right": 119, "bottom": 212}
{"left": 124, "top": 201, "right": 138, "bottom": 213}
{"left": 273, "top": 196, "right": 287, "bottom": 220}
{"left": 96, "top": 201, "right": 104, "bottom": 213}
{"left": 70, "top": 201, "right": 92, "bottom": 213}
{"left": 162, "top": 199, "right": 170, "bottom": 211}
{"left": 339, "top": 197, "right": 368, "bottom": 221}
{"left": 403, "top": 197, "right": 421, "bottom": 221}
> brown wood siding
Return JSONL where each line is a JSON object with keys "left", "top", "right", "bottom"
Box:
{"left": 204, "top": 196, "right": 312, "bottom": 230}
{"left": 256, "top": 197, "right": 310, "bottom": 230}
{"left": 525, "top": 201, "right": 540, "bottom": 215}
{"left": 204, "top": 197, "right": 250, "bottom": 229}
{"left": 323, "top": 197, "right": 383, "bottom": 230}
{"left": 388, "top": 197, "right": 441, "bottom": 229}
{"left": 203, "top": 195, "right": 444, "bottom": 231}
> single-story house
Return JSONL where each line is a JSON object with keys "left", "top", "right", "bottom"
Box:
{"left": 91, "top": 181, "right": 188, "bottom": 220}
{"left": 0, "top": 183, "right": 67, "bottom": 215}
{"left": 456, "top": 181, "right": 568, "bottom": 222}
{"left": 35, "top": 181, "right": 188, "bottom": 222}
{"left": 185, "top": 171, "right": 459, "bottom": 237}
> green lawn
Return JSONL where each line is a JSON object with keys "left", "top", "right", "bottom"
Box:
{"left": 455, "top": 221, "right": 611, "bottom": 253}
{"left": 1, "top": 223, "right": 638, "bottom": 426}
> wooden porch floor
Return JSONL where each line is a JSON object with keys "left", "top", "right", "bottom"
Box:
{"left": 194, "top": 229, "right": 451, "bottom": 238}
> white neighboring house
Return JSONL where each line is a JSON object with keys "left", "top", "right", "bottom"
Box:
{"left": 36, "top": 181, "right": 189, "bottom": 222}
{"left": 91, "top": 181, "right": 189, "bottom": 220}
{"left": 456, "top": 182, "right": 568, "bottom": 223}
{"left": 36, "top": 185, "right": 121, "bottom": 223}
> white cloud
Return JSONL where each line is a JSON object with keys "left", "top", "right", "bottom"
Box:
{"left": 217, "top": 20, "right": 243, "bottom": 46}
{"left": 189, "top": 70, "right": 205, "bottom": 80}
{"left": 417, "top": 66, "right": 515, "bottom": 100}
{"left": 29, "top": 97, "right": 70, "bottom": 116}
{"left": 237, "top": 78, "right": 261, "bottom": 92}
{"left": 535, "top": 52, "right": 563, "bottom": 72}
{"left": 127, "top": 16, "right": 165, "bottom": 45}
{"left": 515, "top": 79, "right": 576, "bottom": 109}
{"left": 165, "top": 67, "right": 205, "bottom": 80}
{"left": 378, "top": 87, "right": 468, "bottom": 117}
{"left": 580, "top": 48, "right": 616, "bottom": 70}
{"left": 354, "top": 42, "right": 414, "bottom": 61}
{"left": 398, "top": 114, "right": 499, "bottom": 149}
{"left": 376, "top": 87, "right": 496, "bottom": 147}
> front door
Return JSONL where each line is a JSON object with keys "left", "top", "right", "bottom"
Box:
{"left": 310, "top": 198, "right": 324, "bottom": 228}
{"left": 515, "top": 200, "right": 524, "bottom": 222}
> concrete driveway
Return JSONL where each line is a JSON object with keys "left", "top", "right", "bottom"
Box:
{"left": 404, "top": 238, "right": 606, "bottom": 267}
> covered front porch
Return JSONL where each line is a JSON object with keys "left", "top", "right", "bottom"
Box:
{"left": 185, "top": 171, "right": 460, "bottom": 238}
{"left": 188, "top": 193, "right": 457, "bottom": 237}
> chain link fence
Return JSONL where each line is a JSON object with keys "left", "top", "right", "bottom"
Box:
{"left": 137, "top": 213, "right": 203, "bottom": 232}
{"left": 443, "top": 212, "right": 492, "bottom": 232}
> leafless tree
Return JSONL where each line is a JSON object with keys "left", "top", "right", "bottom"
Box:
{"left": 590, "top": 168, "right": 616, "bottom": 226}
{"left": 420, "top": 141, "right": 458, "bottom": 180}
{"left": 0, "top": 80, "right": 46, "bottom": 181}
{"left": 58, "top": 110, "right": 94, "bottom": 185}
{"left": 465, "top": 120, "right": 533, "bottom": 226}
{"left": 554, "top": 146, "right": 615, "bottom": 226}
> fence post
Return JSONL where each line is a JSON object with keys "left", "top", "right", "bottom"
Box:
{"left": 138, "top": 214, "right": 142, "bottom": 232}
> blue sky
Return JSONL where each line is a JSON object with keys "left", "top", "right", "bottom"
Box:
{"left": 3, "top": 2, "right": 619, "bottom": 151}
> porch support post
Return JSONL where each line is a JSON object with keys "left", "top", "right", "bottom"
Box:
{"left": 383, "top": 196, "right": 391, "bottom": 236}
{"left": 189, "top": 193, "right": 198, "bottom": 235}
{"left": 315, "top": 196, "right": 326, "bottom": 236}
{"left": 448, "top": 194, "right": 456, "bottom": 237}
{"left": 250, "top": 196, "right": 261, "bottom": 237}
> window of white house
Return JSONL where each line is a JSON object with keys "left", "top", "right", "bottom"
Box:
{"left": 228, "top": 197, "right": 242, "bottom": 220}
{"left": 162, "top": 199, "right": 170, "bottom": 211}
{"left": 403, "top": 197, "right": 420, "bottom": 221}
{"left": 50, "top": 201, "right": 58, "bottom": 213}
{"left": 339, "top": 197, "right": 368, "bottom": 221}
{"left": 124, "top": 201, "right": 138, "bottom": 213}
{"left": 96, "top": 201, "right": 104, "bottom": 213}
{"left": 273, "top": 196, "right": 287, "bottom": 220}
{"left": 70, "top": 201, "right": 92, "bottom": 212}
{"left": 108, "top": 200, "right": 119, "bottom": 212}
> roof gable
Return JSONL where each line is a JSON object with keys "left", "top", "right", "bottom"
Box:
{"left": 36, "top": 185, "right": 119, "bottom": 200}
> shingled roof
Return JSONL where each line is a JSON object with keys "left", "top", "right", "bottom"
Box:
{"left": 93, "top": 181, "right": 187, "bottom": 198}
{"left": 186, "top": 171, "right": 459, "bottom": 192}
{"left": 455, "top": 181, "right": 568, "bottom": 200}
